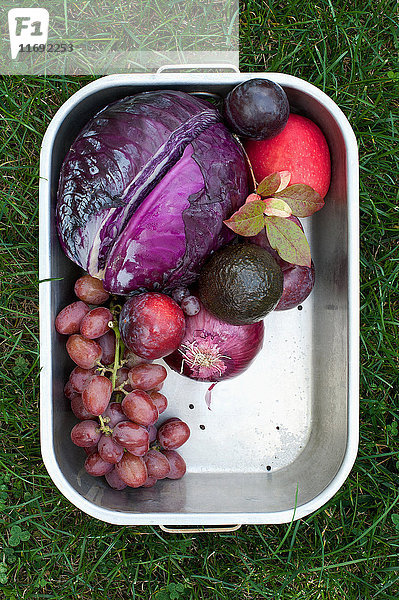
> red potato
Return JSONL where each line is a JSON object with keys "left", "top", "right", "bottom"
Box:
{"left": 244, "top": 114, "right": 331, "bottom": 199}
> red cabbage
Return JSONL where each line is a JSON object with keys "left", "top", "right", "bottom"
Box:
{"left": 56, "top": 90, "right": 248, "bottom": 294}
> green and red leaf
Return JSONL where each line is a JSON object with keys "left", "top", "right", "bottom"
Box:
{"left": 263, "top": 198, "right": 292, "bottom": 218}
{"left": 245, "top": 193, "right": 262, "bottom": 204}
{"left": 275, "top": 184, "right": 324, "bottom": 217}
{"left": 256, "top": 171, "right": 291, "bottom": 197}
{"left": 223, "top": 200, "right": 265, "bottom": 237}
{"left": 265, "top": 217, "right": 311, "bottom": 266}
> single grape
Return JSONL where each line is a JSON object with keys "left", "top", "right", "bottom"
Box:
{"left": 83, "top": 444, "right": 98, "bottom": 456}
{"left": 105, "top": 467, "right": 127, "bottom": 490}
{"left": 55, "top": 301, "right": 90, "bottom": 335}
{"left": 115, "top": 453, "right": 148, "bottom": 487}
{"left": 147, "top": 424, "right": 157, "bottom": 444}
{"left": 69, "top": 366, "right": 96, "bottom": 393}
{"left": 122, "top": 350, "right": 152, "bottom": 369}
{"left": 141, "top": 475, "right": 157, "bottom": 488}
{"left": 224, "top": 78, "right": 289, "bottom": 140}
{"left": 80, "top": 307, "right": 113, "bottom": 339}
{"left": 66, "top": 335, "right": 102, "bottom": 369}
{"left": 128, "top": 363, "right": 167, "bottom": 391}
{"left": 149, "top": 382, "right": 164, "bottom": 393}
{"left": 122, "top": 390, "right": 158, "bottom": 427}
{"left": 84, "top": 452, "right": 114, "bottom": 476}
{"left": 102, "top": 402, "right": 126, "bottom": 427}
{"left": 157, "top": 420, "right": 190, "bottom": 450}
{"left": 82, "top": 375, "right": 112, "bottom": 416}
{"left": 97, "top": 330, "right": 116, "bottom": 365}
{"left": 148, "top": 391, "right": 168, "bottom": 414}
{"left": 180, "top": 295, "right": 201, "bottom": 316}
{"left": 114, "top": 367, "right": 133, "bottom": 392}
{"left": 64, "top": 380, "right": 80, "bottom": 400}
{"left": 132, "top": 443, "right": 150, "bottom": 457}
{"left": 171, "top": 286, "right": 190, "bottom": 304}
{"left": 71, "top": 420, "right": 101, "bottom": 447}
{"left": 70, "top": 395, "right": 96, "bottom": 420}
{"left": 144, "top": 449, "right": 170, "bottom": 479}
{"left": 162, "top": 450, "right": 187, "bottom": 479}
{"left": 112, "top": 421, "right": 149, "bottom": 455}
{"left": 98, "top": 434, "right": 124, "bottom": 464}
{"left": 74, "top": 274, "right": 110, "bottom": 305}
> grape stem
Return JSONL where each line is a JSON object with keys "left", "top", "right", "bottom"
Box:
{"left": 113, "top": 383, "right": 129, "bottom": 395}
{"left": 95, "top": 362, "right": 113, "bottom": 375}
{"left": 97, "top": 415, "right": 113, "bottom": 436}
{"left": 109, "top": 296, "right": 123, "bottom": 317}
{"left": 107, "top": 320, "right": 125, "bottom": 390}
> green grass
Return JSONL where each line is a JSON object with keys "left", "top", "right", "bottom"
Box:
{"left": 1, "top": 0, "right": 398, "bottom": 598}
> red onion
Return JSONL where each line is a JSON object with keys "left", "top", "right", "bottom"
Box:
{"left": 164, "top": 302, "right": 264, "bottom": 383}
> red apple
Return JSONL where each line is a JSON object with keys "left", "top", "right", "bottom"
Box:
{"left": 244, "top": 114, "right": 331, "bottom": 198}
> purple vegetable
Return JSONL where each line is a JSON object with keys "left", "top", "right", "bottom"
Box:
{"left": 56, "top": 91, "right": 248, "bottom": 294}
{"left": 164, "top": 301, "right": 264, "bottom": 383}
{"left": 275, "top": 261, "right": 315, "bottom": 310}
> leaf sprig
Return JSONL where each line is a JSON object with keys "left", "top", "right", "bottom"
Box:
{"left": 223, "top": 171, "right": 324, "bottom": 267}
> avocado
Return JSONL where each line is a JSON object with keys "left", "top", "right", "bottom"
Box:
{"left": 198, "top": 242, "right": 283, "bottom": 325}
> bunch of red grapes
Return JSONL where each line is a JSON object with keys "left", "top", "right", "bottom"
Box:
{"left": 56, "top": 274, "right": 190, "bottom": 490}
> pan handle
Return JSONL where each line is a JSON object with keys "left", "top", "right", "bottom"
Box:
{"left": 159, "top": 524, "right": 241, "bottom": 534}
{"left": 157, "top": 63, "right": 240, "bottom": 73}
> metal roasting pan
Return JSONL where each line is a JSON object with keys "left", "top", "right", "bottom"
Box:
{"left": 39, "top": 71, "right": 359, "bottom": 530}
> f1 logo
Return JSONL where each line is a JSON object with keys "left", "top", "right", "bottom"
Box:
{"left": 8, "top": 8, "right": 49, "bottom": 59}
